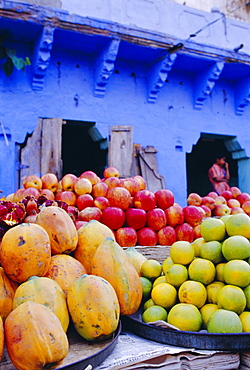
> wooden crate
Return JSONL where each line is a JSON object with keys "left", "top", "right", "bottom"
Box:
{"left": 124, "top": 245, "right": 170, "bottom": 264}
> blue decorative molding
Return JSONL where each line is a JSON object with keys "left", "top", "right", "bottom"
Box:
{"left": 32, "top": 26, "right": 55, "bottom": 91}
{"left": 235, "top": 76, "right": 250, "bottom": 115}
{"left": 194, "top": 61, "right": 224, "bottom": 110}
{"left": 94, "top": 38, "right": 120, "bottom": 97}
{"left": 147, "top": 53, "right": 177, "bottom": 103}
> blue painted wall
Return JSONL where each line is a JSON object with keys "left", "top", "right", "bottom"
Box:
{"left": 1, "top": 1, "right": 250, "bottom": 206}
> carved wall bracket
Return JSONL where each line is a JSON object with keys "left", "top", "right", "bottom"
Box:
{"left": 235, "top": 76, "right": 250, "bottom": 115}
{"left": 32, "top": 26, "right": 55, "bottom": 91}
{"left": 194, "top": 61, "right": 224, "bottom": 110}
{"left": 94, "top": 38, "right": 120, "bottom": 97}
{"left": 147, "top": 53, "right": 177, "bottom": 103}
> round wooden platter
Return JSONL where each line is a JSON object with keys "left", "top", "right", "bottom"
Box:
{"left": 0, "top": 321, "right": 122, "bottom": 370}
{"left": 121, "top": 307, "right": 250, "bottom": 352}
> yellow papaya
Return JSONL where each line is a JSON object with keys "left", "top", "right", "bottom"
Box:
{"left": 91, "top": 237, "right": 143, "bottom": 315}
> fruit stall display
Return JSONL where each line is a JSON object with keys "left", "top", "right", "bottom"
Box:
{"left": 2, "top": 167, "right": 249, "bottom": 246}
{"left": 139, "top": 214, "right": 250, "bottom": 333}
{"left": 118, "top": 212, "right": 250, "bottom": 351}
{"left": 0, "top": 215, "right": 141, "bottom": 368}
{"left": 1, "top": 169, "right": 250, "bottom": 367}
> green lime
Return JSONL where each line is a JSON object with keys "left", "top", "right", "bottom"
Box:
{"left": 140, "top": 276, "right": 153, "bottom": 301}
{"left": 143, "top": 298, "right": 155, "bottom": 311}
{"left": 142, "top": 305, "right": 167, "bottom": 323}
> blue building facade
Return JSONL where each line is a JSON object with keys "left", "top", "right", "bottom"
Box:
{"left": 1, "top": 0, "right": 250, "bottom": 206}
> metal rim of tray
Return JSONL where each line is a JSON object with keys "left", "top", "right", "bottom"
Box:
{"left": 121, "top": 309, "right": 250, "bottom": 351}
{"left": 62, "top": 321, "right": 122, "bottom": 370}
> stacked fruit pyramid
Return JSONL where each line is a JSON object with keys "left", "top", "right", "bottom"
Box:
{"left": 140, "top": 213, "right": 250, "bottom": 334}
{"left": 1, "top": 168, "right": 250, "bottom": 369}
{"left": 0, "top": 210, "right": 144, "bottom": 369}
{"left": 1, "top": 168, "right": 204, "bottom": 246}
{"left": 3, "top": 167, "right": 250, "bottom": 246}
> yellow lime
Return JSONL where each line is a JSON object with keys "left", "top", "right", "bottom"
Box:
{"left": 141, "top": 259, "right": 162, "bottom": 281}
{"left": 153, "top": 275, "right": 166, "bottom": 287}
{"left": 191, "top": 237, "right": 206, "bottom": 257}
{"left": 217, "top": 284, "right": 246, "bottom": 314}
{"left": 223, "top": 260, "right": 250, "bottom": 288}
{"left": 142, "top": 305, "right": 168, "bottom": 323}
{"left": 140, "top": 277, "right": 153, "bottom": 301}
{"left": 244, "top": 284, "right": 250, "bottom": 310}
{"left": 188, "top": 258, "right": 216, "bottom": 285}
{"left": 239, "top": 311, "right": 250, "bottom": 332}
{"left": 215, "top": 262, "right": 226, "bottom": 282}
{"left": 200, "top": 303, "right": 219, "bottom": 329}
{"left": 222, "top": 235, "right": 250, "bottom": 261}
{"left": 167, "top": 303, "right": 202, "bottom": 332}
{"left": 206, "top": 281, "right": 225, "bottom": 304}
{"left": 207, "top": 309, "right": 242, "bottom": 333}
{"left": 170, "top": 241, "right": 195, "bottom": 265}
{"left": 162, "top": 257, "right": 174, "bottom": 274}
{"left": 220, "top": 215, "right": 232, "bottom": 224}
{"left": 200, "top": 241, "right": 223, "bottom": 264}
{"left": 165, "top": 263, "right": 188, "bottom": 288}
{"left": 151, "top": 283, "right": 177, "bottom": 309}
{"left": 143, "top": 298, "right": 155, "bottom": 311}
{"left": 178, "top": 280, "right": 207, "bottom": 308}
{"left": 200, "top": 217, "right": 226, "bottom": 242}
{"left": 225, "top": 213, "right": 250, "bottom": 238}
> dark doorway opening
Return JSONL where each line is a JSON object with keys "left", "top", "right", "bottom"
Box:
{"left": 62, "top": 120, "right": 108, "bottom": 178}
{"left": 186, "top": 134, "right": 238, "bottom": 197}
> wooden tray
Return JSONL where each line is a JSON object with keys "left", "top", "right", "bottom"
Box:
{"left": 0, "top": 321, "right": 122, "bottom": 370}
{"left": 121, "top": 308, "right": 250, "bottom": 352}
{"left": 123, "top": 245, "right": 171, "bottom": 264}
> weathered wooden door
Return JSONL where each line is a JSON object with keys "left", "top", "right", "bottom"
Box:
{"left": 108, "top": 125, "right": 166, "bottom": 191}
{"left": 108, "top": 125, "right": 134, "bottom": 178}
{"left": 19, "top": 118, "right": 63, "bottom": 186}
{"left": 136, "top": 145, "right": 166, "bottom": 193}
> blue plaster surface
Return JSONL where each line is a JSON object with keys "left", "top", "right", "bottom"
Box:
{"left": 59, "top": 0, "right": 250, "bottom": 54}
{"left": 1, "top": 0, "right": 250, "bottom": 206}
